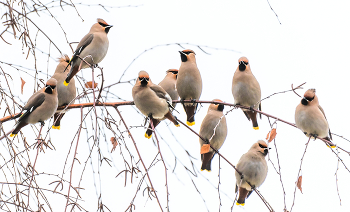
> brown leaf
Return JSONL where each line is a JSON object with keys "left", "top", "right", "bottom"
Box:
{"left": 266, "top": 128, "right": 277, "bottom": 143}
{"left": 110, "top": 137, "right": 118, "bottom": 153}
{"left": 200, "top": 144, "right": 210, "bottom": 154}
{"left": 85, "top": 81, "right": 98, "bottom": 89}
{"left": 20, "top": 77, "right": 26, "bottom": 94}
{"left": 297, "top": 176, "right": 303, "bottom": 194}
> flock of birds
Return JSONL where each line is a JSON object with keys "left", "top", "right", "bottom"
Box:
{"left": 3, "top": 18, "right": 334, "bottom": 206}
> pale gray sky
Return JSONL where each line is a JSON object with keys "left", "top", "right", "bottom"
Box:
{"left": 1, "top": 0, "right": 350, "bottom": 211}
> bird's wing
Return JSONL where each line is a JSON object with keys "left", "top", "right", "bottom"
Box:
{"left": 74, "top": 34, "right": 94, "bottom": 57}
{"left": 150, "top": 85, "right": 171, "bottom": 102}
{"left": 18, "top": 93, "right": 45, "bottom": 123}
{"left": 318, "top": 105, "right": 332, "bottom": 140}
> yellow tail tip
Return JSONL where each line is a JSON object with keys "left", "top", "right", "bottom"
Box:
{"left": 187, "top": 121, "right": 195, "bottom": 126}
{"left": 327, "top": 145, "right": 336, "bottom": 148}
{"left": 144, "top": 133, "right": 152, "bottom": 139}
{"left": 52, "top": 125, "right": 60, "bottom": 130}
{"left": 200, "top": 169, "right": 211, "bottom": 172}
{"left": 236, "top": 202, "right": 245, "bottom": 206}
{"left": 63, "top": 81, "right": 69, "bottom": 86}
{"left": 175, "top": 124, "right": 180, "bottom": 127}
{"left": 253, "top": 126, "right": 259, "bottom": 130}
{"left": 10, "top": 133, "right": 16, "bottom": 137}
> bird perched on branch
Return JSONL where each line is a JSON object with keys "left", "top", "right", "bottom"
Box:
{"left": 132, "top": 71, "right": 179, "bottom": 138}
{"left": 295, "top": 89, "right": 335, "bottom": 147}
{"left": 232, "top": 57, "right": 261, "bottom": 130}
{"left": 64, "top": 18, "right": 112, "bottom": 86}
{"left": 199, "top": 99, "right": 227, "bottom": 172}
{"left": 10, "top": 78, "right": 58, "bottom": 137}
{"left": 176, "top": 49, "right": 202, "bottom": 126}
{"left": 145, "top": 69, "right": 179, "bottom": 138}
{"left": 235, "top": 140, "right": 268, "bottom": 206}
{"left": 51, "top": 55, "right": 77, "bottom": 129}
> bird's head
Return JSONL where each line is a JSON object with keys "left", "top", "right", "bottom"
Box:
{"left": 179, "top": 49, "right": 196, "bottom": 62}
{"left": 238, "top": 57, "right": 249, "bottom": 72}
{"left": 209, "top": 99, "right": 224, "bottom": 112}
{"left": 251, "top": 140, "right": 269, "bottom": 156}
{"left": 301, "top": 88, "right": 316, "bottom": 106}
{"left": 166, "top": 69, "right": 178, "bottom": 79}
{"left": 45, "top": 78, "right": 57, "bottom": 94}
{"left": 91, "top": 18, "right": 113, "bottom": 34}
{"left": 137, "top": 71, "right": 150, "bottom": 86}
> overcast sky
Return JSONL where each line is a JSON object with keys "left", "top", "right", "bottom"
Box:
{"left": 1, "top": 0, "right": 350, "bottom": 211}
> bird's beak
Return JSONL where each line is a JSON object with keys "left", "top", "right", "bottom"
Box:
{"left": 239, "top": 61, "right": 246, "bottom": 71}
{"left": 105, "top": 25, "right": 113, "bottom": 33}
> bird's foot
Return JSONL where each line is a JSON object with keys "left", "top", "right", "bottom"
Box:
{"left": 310, "top": 133, "right": 318, "bottom": 140}
{"left": 39, "top": 121, "right": 45, "bottom": 127}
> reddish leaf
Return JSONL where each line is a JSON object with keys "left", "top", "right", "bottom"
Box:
{"left": 85, "top": 81, "right": 98, "bottom": 89}
{"left": 200, "top": 144, "right": 210, "bottom": 154}
{"left": 20, "top": 77, "right": 26, "bottom": 94}
{"left": 266, "top": 128, "right": 277, "bottom": 143}
{"left": 297, "top": 176, "right": 303, "bottom": 194}
{"left": 110, "top": 137, "right": 118, "bottom": 152}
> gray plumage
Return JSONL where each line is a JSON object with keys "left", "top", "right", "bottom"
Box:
{"left": 145, "top": 69, "right": 179, "bottom": 138}
{"left": 235, "top": 140, "right": 268, "bottom": 205}
{"left": 176, "top": 49, "right": 202, "bottom": 125}
{"left": 10, "top": 78, "right": 58, "bottom": 136}
{"left": 295, "top": 88, "right": 332, "bottom": 141}
{"left": 199, "top": 99, "right": 227, "bottom": 172}
{"left": 51, "top": 55, "right": 77, "bottom": 129}
{"left": 132, "top": 71, "right": 179, "bottom": 139}
{"left": 64, "top": 18, "right": 112, "bottom": 85}
{"left": 232, "top": 56, "right": 261, "bottom": 129}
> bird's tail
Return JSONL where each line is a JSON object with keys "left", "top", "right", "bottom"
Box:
{"left": 164, "top": 111, "right": 180, "bottom": 127}
{"left": 52, "top": 113, "right": 65, "bottom": 130}
{"left": 201, "top": 152, "right": 214, "bottom": 172}
{"left": 145, "top": 118, "right": 161, "bottom": 139}
{"left": 64, "top": 65, "right": 79, "bottom": 86}
{"left": 184, "top": 105, "right": 196, "bottom": 126}
{"left": 236, "top": 187, "right": 249, "bottom": 206}
{"left": 246, "top": 111, "right": 259, "bottom": 130}
{"left": 11, "top": 122, "right": 28, "bottom": 137}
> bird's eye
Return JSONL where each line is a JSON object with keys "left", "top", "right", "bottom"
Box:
{"left": 99, "top": 22, "right": 108, "bottom": 27}
{"left": 305, "top": 96, "right": 314, "bottom": 102}
{"left": 258, "top": 143, "right": 266, "bottom": 148}
{"left": 51, "top": 85, "right": 56, "bottom": 89}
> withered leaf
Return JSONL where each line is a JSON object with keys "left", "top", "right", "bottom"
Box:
{"left": 297, "top": 175, "right": 303, "bottom": 194}
{"left": 20, "top": 77, "right": 26, "bottom": 94}
{"left": 111, "top": 137, "right": 118, "bottom": 153}
{"left": 200, "top": 144, "right": 210, "bottom": 154}
{"left": 85, "top": 81, "right": 98, "bottom": 89}
{"left": 266, "top": 128, "right": 277, "bottom": 143}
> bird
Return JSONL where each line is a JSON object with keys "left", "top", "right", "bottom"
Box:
{"left": 145, "top": 69, "right": 179, "bottom": 138}
{"left": 295, "top": 88, "right": 334, "bottom": 147}
{"left": 199, "top": 99, "right": 227, "bottom": 172}
{"left": 64, "top": 18, "right": 112, "bottom": 86}
{"left": 232, "top": 57, "right": 261, "bottom": 130}
{"left": 235, "top": 140, "right": 269, "bottom": 206}
{"left": 51, "top": 55, "right": 77, "bottom": 129}
{"left": 10, "top": 78, "right": 58, "bottom": 137}
{"left": 132, "top": 71, "right": 179, "bottom": 139}
{"left": 176, "top": 49, "right": 202, "bottom": 126}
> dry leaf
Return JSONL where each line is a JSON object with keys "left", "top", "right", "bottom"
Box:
{"left": 266, "top": 128, "right": 277, "bottom": 143}
{"left": 85, "top": 81, "right": 98, "bottom": 89}
{"left": 200, "top": 144, "right": 210, "bottom": 154}
{"left": 110, "top": 137, "right": 118, "bottom": 153}
{"left": 297, "top": 176, "right": 303, "bottom": 194}
{"left": 20, "top": 77, "right": 26, "bottom": 94}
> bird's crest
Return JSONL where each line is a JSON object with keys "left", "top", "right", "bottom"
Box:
{"left": 58, "top": 55, "right": 70, "bottom": 63}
